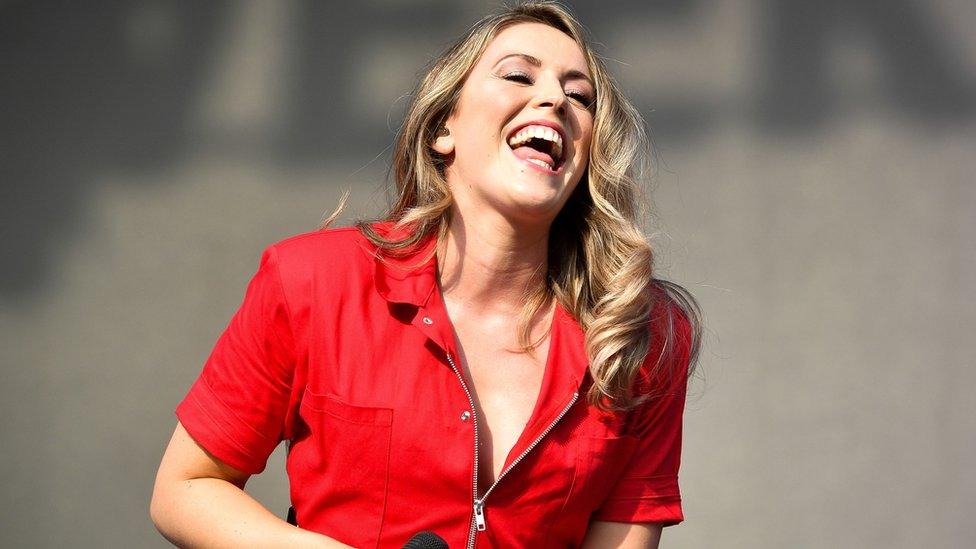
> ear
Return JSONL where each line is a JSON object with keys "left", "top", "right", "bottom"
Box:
{"left": 432, "top": 126, "right": 455, "bottom": 155}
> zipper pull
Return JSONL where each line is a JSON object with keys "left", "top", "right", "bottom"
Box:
{"left": 474, "top": 499, "right": 486, "bottom": 531}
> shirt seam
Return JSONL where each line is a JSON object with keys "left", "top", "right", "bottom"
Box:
{"left": 267, "top": 246, "right": 297, "bottom": 347}
{"left": 183, "top": 386, "right": 263, "bottom": 472}
{"left": 199, "top": 375, "right": 279, "bottom": 450}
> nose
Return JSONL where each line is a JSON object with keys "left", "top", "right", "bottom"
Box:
{"left": 533, "top": 76, "right": 568, "bottom": 117}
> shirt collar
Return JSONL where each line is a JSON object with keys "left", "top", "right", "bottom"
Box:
{"left": 371, "top": 226, "right": 439, "bottom": 307}
{"left": 370, "top": 223, "right": 591, "bottom": 390}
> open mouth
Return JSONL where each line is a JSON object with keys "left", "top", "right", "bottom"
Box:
{"left": 506, "top": 124, "right": 565, "bottom": 172}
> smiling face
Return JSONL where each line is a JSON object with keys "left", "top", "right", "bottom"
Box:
{"left": 433, "top": 22, "right": 595, "bottom": 227}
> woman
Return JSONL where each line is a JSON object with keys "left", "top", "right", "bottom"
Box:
{"left": 151, "top": 3, "right": 700, "bottom": 548}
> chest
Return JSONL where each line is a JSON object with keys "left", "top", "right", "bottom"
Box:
{"left": 450, "top": 315, "right": 550, "bottom": 486}
{"left": 292, "top": 291, "right": 638, "bottom": 546}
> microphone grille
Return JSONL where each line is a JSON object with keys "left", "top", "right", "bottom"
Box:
{"left": 402, "top": 531, "right": 448, "bottom": 549}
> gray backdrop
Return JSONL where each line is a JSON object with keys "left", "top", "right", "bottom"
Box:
{"left": 1, "top": 1, "right": 974, "bottom": 547}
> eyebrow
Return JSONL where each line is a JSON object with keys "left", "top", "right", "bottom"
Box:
{"left": 494, "top": 53, "right": 594, "bottom": 87}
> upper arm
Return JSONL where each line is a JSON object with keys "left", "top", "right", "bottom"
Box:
{"left": 581, "top": 521, "right": 663, "bottom": 549}
{"left": 150, "top": 421, "right": 252, "bottom": 528}
{"left": 154, "top": 422, "right": 251, "bottom": 491}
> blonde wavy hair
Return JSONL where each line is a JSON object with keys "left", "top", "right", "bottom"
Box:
{"left": 348, "top": 1, "right": 700, "bottom": 410}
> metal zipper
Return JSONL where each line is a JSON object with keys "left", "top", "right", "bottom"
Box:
{"left": 446, "top": 348, "right": 579, "bottom": 549}
{"left": 475, "top": 391, "right": 579, "bottom": 532}
{"left": 444, "top": 352, "right": 482, "bottom": 549}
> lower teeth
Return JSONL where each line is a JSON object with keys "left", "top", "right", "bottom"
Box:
{"left": 527, "top": 159, "right": 552, "bottom": 170}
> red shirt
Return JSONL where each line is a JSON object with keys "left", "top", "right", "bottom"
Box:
{"left": 176, "top": 226, "right": 691, "bottom": 548}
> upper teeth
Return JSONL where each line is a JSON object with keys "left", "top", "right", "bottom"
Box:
{"left": 507, "top": 125, "right": 563, "bottom": 161}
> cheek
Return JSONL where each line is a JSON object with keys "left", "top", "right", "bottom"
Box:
{"left": 458, "top": 92, "right": 515, "bottom": 159}
{"left": 570, "top": 106, "right": 593, "bottom": 147}
{"left": 575, "top": 124, "right": 593, "bottom": 167}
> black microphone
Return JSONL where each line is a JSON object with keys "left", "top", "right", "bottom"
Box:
{"left": 402, "top": 531, "right": 448, "bottom": 549}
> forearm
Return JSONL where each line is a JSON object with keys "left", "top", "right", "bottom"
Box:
{"left": 150, "top": 477, "right": 352, "bottom": 549}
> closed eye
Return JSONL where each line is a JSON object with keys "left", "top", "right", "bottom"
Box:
{"left": 503, "top": 71, "right": 533, "bottom": 84}
{"left": 566, "top": 90, "right": 592, "bottom": 106}
{"left": 502, "top": 71, "right": 593, "bottom": 108}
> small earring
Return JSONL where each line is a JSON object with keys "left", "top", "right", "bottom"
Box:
{"left": 437, "top": 126, "right": 450, "bottom": 137}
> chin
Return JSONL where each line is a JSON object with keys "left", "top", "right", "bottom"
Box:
{"left": 501, "top": 188, "right": 571, "bottom": 223}
{"left": 512, "top": 169, "right": 580, "bottom": 203}
{"left": 454, "top": 165, "right": 580, "bottom": 226}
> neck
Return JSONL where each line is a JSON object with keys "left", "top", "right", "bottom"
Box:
{"left": 438, "top": 207, "right": 550, "bottom": 316}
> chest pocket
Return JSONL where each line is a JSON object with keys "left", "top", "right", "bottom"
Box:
{"left": 570, "top": 434, "right": 639, "bottom": 514}
{"left": 292, "top": 389, "right": 394, "bottom": 548}
{"left": 539, "top": 431, "right": 639, "bottom": 545}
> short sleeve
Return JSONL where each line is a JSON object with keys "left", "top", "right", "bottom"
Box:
{"left": 176, "top": 245, "right": 297, "bottom": 475}
{"left": 592, "top": 303, "right": 693, "bottom": 526}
